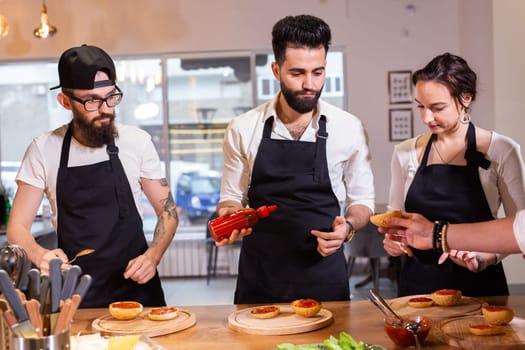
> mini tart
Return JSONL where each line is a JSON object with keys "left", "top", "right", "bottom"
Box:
{"left": 431, "top": 289, "right": 462, "bottom": 306}
{"left": 468, "top": 324, "right": 505, "bottom": 336}
{"left": 407, "top": 296, "right": 433, "bottom": 308}
{"left": 369, "top": 210, "right": 403, "bottom": 228}
{"left": 148, "top": 306, "right": 179, "bottom": 321}
{"left": 249, "top": 305, "right": 280, "bottom": 319}
{"left": 109, "top": 301, "right": 143, "bottom": 320}
{"left": 482, "top": 305, "right": 515, "bottom": 325}
{"left": 290, "top": 298, "right": 322, "bottom": 317}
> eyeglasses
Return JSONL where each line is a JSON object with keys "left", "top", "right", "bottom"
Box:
{"left": 64, "top": 86, "right": 123, "bottom": 112}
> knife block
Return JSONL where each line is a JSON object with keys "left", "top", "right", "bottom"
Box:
{"left": 1, "top": 315, "right": 14, "bottom": 350}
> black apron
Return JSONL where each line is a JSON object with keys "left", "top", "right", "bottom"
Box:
{"left": 56, "top": 124, "right": 166, "bottom": 307}
{"left": 234, "top": 116, "right": 349, "bottom": 304}
{"left": 400, "top": 122, "right": 508, "bottom": 297}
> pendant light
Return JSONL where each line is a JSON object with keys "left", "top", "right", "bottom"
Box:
{"left": 0, "top": 14, "right": 8, "bottom": 38}
{"left": 33, "top": 0, "right": 57, "bottom": 39}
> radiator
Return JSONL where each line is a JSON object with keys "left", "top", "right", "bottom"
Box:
{"left": 157, "top": 237, "right": 207, "bottom": 277}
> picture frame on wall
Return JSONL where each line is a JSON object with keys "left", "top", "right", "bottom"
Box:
{"left": 389, "top": 108, "right": 413, "bottom": 142}
{"left": 388, "top": 70, "right": 412, "bottom": 104}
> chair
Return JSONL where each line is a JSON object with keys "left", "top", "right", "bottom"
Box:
{"left": 206, "top": 212, "right": 244, "bottom": 285}
{"left": 206, "top": 212, "right": 219, "bottom": 285}
{"left": 346, "top": 204, "right": 389, "bottom": 291}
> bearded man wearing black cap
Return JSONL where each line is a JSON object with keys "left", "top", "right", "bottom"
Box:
{"left": 7, "top": 45, "right": 177, "bottom": 307}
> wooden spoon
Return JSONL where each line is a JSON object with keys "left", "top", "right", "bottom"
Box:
{"left": 68, "top": 249, "right": 95, "bottom": 264}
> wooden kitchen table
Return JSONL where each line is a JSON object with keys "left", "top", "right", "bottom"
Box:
{"left": 70, "top": 295, "right": 525, "bottom": 350}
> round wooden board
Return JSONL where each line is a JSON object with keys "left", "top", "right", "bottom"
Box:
{"left": 389, "top": 294, "right": 482, "bottom": 320}
{"left": 434, "top": 315, "right": 525, "bottom": 350}
{"left": 91, "top": 308, "right": 196, "bottom": 338}
{"left": 228, "top": 305, "right": 333, "bottom": 335}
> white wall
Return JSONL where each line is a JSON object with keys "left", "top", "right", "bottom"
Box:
{"left": 1, "top": 0, "right": 523, "bottom": 281}
{"left": 0, "top": 0, "right": 475, "bottom": 203}
{"left": 493, "top": 0, "right": 525, "bottom": 284}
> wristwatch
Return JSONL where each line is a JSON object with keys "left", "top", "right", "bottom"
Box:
{"left": 344, "top": 220, "right": 356, "bottom": 242}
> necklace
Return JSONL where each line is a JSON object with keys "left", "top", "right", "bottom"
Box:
{"left": 432, "top": 140, "right": 466, "bottom": 164}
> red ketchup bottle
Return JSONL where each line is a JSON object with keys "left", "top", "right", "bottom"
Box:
{"left": 208, "top": 205, "right": 277, "bottom": 242}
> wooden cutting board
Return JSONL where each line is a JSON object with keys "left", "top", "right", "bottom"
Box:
{"left": 435, "top": 315, "right": 525, "bottom": 349}
{"left": 389, "top": 294, "right": 482, "bottom": 320}
{"left": 91, "top": 308, "right": 196, "bottom": 337}
{"left": 228, "top": 305, "right": 333, "bottom": 335}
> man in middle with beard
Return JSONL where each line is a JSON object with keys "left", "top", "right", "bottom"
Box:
{"left": 215, "top": 15, "right": 375, "bottom": 304}
{"left": 7, "top": 45, "right": 178, "bottom": 307}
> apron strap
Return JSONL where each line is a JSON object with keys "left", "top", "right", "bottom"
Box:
{"left": 107, "top": 143, "right": 131, "bottom": 217}
{"left": 314, "top": 115, "right": 328, "bottom": 183}
{"left": 262, "top": 116, "right": 273, "bottom": 139}
{"left": 59, "top": 123, "right": 74, "bottom": 169}
{"left": 421, "top": 134, "right": 434, "bottom": 168}
{"left": 465, "top": 122, "right": 491, "bottom": 169}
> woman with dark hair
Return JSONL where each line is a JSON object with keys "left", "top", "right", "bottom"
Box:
{"left": 383, "top": 53, "right": 525, "bottom": 297}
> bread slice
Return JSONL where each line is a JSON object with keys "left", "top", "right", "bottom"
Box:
{"left": 290, "top": 298, "right": 322, "bottom": 317}
{"left": 370, "top": 210, "right": 403, "bottom": 228}
{"left": 468, "top": 324, "right": 505, "bottom": 336}
{"left": 431, "top": 289, "right": 462, "bottom": 306}
{"left": 407, "top": 297, "right": 433, "bottom": 308}
{"left": 250, "top": 305, "right": 280, "bottom": 319}
{"left": 482, "top": 305, "right": 515, "bottom": 325}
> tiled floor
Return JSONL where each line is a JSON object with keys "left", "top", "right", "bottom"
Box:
{"left": 161, "top": 274, "right": 398, "bottom": 306}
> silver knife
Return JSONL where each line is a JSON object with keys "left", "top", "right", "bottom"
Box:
{"left": 0, "top": 270, "right": 38, "bottom": 338}
{"left": 60, "top": 265, "right": 82, "bottom": 301}
{"left": 73, "top": 274, "right": 93, "bottom": 301}
{"left": 49, "top": 258, "right": 62, "bottom": 333}
{"left": 27, "top": 268, "right": 41, "bottom": 300}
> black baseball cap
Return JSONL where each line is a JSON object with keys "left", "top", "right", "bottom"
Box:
{"left": 50, "top": 44, "right": 116, "bottom": 90}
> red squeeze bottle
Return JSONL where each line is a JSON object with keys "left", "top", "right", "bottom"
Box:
{"left": 208, "top": 205, "right": 278, "bottom": 242}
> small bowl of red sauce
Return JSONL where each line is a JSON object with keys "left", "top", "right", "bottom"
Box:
{"left": 384, "top": 315, "right": 432, "bottom": 347}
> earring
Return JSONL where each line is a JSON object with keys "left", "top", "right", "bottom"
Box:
{"left": 461, "top": 113, "right": 471, "bottom": 124}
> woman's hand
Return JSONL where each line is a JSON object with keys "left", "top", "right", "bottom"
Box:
{"left": 383, "top": 234, "right": 408, "bottom": 257}
{"left": 378, "top": 212, "right": 434, "bottom": 250}
{"left": 440, "top": 251, "right": 496, "bottom": 272}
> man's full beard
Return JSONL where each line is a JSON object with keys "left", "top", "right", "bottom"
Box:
{"left": 72, "top": 110, "right": 118, "bottom": 147}
{"left": 280, "top": 82, "right": 323, "bottom": 114}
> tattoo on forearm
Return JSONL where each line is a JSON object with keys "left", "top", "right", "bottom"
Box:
{"left": 159, "top": 178, "right": 168, "bottom": 187}
{"left": 150, "top": 215, "right": 165, "bottom": 249}
{"left": 161, "top": 192, "right": 178, "bottom": 221}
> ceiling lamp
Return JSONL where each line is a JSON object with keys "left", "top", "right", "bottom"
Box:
{"left": 0, "top": 14, "right": 8, "bottom": 38}
{"left": 33, "top": 0, "right": 57, "bottom": 39}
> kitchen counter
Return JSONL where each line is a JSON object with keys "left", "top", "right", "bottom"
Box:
{"left": 71, "top": 295, "right": 525, "bottom": 350}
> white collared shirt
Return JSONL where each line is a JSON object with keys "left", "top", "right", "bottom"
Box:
{"left": 220, "top": 93, "right": 375, "bottom": 212}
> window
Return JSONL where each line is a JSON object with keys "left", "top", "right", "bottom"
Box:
{"left": 0, "top": 49, "right": 346, "bottom": 233}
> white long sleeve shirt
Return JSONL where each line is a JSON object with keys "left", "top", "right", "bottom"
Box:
{"left": 220, "top": 93, "right": 375, "bottom": 213}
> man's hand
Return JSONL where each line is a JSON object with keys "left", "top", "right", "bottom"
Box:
{"left": 39, "top": 249, "right": 68, "bottom": 274}
{"left": 214, "top": 205, "right": 253, "bottom": 247}
{"left": 124, "top": 253, "right": 157, "bottom": 284}
{"left": 215, "top": 227, "right": 253, "bottom": 247}
{"left": 310, "top": 216, "right": 347, "bottom": 257}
